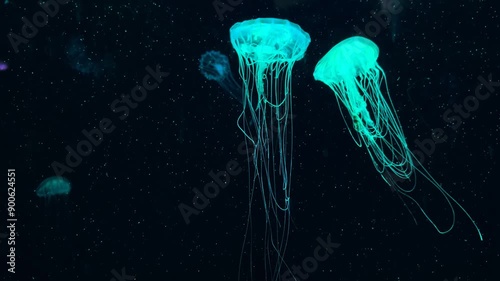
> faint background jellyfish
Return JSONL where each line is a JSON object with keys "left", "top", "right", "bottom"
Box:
{"left": 35, "top": 176, "right": 72, "bottom": 227}
{"left": 199, "top": 50, "right": 243, "bottom": 104}
{"left": 313, "top": 36, "right": 482, "bottom": 240}
{"left": 230, "top": 18, "right": 310, "bottom": 281}
{"left": 34, "top": 176, "right": 73, "bottom": 268}
{"left": 36, "top": 176, "right": 71, "bottom": 203}
{"left": 0, "top": 60, "right": 8, "bottom": 71}
{"left": 65, "top": 35, "right": 115, "bottom": 78}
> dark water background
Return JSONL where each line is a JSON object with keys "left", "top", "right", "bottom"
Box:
{"left": 1, "top": 0, "right": 499, "bottom": 280}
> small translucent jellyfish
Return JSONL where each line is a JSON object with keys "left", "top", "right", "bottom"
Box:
{"left": 36, "top": 176, "right": 71, "bottom": 200}
{"left": 199, "top": 50, "right": 242, "bottom": 104}
{"left": 0, "top": 60, "right": 8, "bottom": 71}
{"left": 230, "top": 18, "right": 310, "bottom": 280}
{"left": 313, "top": 36, "right": 482, "bottom": 240}
{"left": 65, "top": 35, "right": 115, "bottom": 77}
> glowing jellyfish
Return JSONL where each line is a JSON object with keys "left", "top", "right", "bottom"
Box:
{"left": 230, "top": 18, "right": 310, "bottom": 279}
{"left": 313, "top": 36, "right": 482, "bottom": 240}
{"left": 36, "top": 176, "right": 71, "bottom": 200}
{"left": 199, "top": 50, "right": 243, "bottom": 104}
{"left": 0, "top": 60, "right": 8, "bottom": 71}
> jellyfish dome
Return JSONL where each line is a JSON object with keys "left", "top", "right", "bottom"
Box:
{"left": 314, "top": 36, "right": 379, "bottom": 83}
{"left": 36, "top": 176, "right": 71, "bottom": 198}
{"left": 230, "top": 18, "right": 310, "bottom": 63}
{"left": 199, "top": 50, "right": 231, "bottom": 81}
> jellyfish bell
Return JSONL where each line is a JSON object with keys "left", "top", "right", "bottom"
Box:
{"left": 36, "top": 176, "right": 71, "bottom": 206}
{"left": 231, "top": 18, "right": 310, "bottom": 64}
{"left": 314, "top": 36, "right": 379, "bottom": 84}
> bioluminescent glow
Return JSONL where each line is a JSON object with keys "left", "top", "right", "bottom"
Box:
{"left": 313, "top": 36, "right": 483, "bottom": 241}
{"left": 199, "top": 50, "right": 243, "bottom": 104}
{"left": 36, "top": 176, "right": 71, "bottom": 199}
{"left": 0, "top": 61, "right": 8, "bottom": 71}
{"left": 230, "top": 18, "right": 310, "bottom": 280}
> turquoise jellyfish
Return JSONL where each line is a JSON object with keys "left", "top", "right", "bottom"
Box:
{"left": 36, "top": 176, "right": 71, "bottom": 201}
{"left": 230, "top": 18, "right": 310, "bottom": 280}
{"left": 199, "top": 50, "right": 243, "bottom": 104}
{"left": 313, "top": 36, "right": 482, "bottom": 240}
